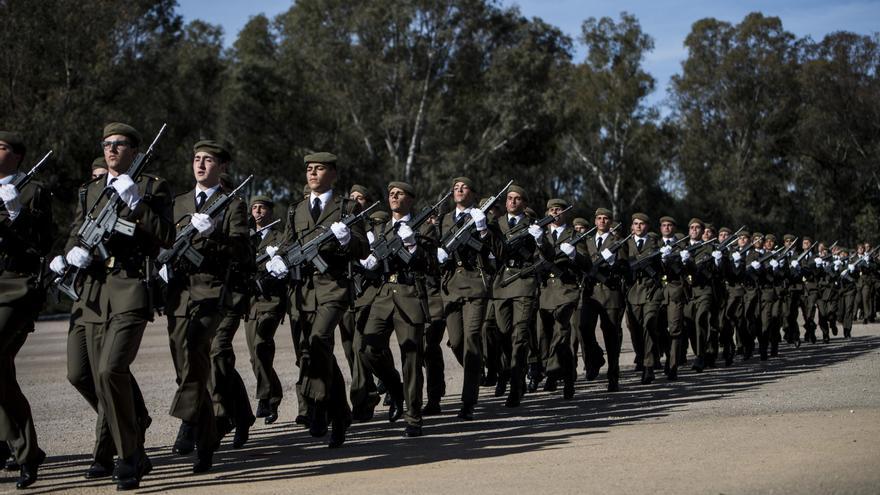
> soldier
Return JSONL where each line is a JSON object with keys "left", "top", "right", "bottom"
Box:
{"left": 837, "top": 248, "right": 858, "bottom": 338}
{"left": 656, "top": 216, "right": 688, "bottom": 380}
{"left": 722, "top": 230, "right": 751, "bottom": 365}
{"left": 0, "top": 131, "right": 52, "bottom": 489}
{"left": 51, "top": 123, "right": 174, "bottom": 489}
{"left": 162, "top": 139, "right": 251, "bottom": 472}
{"left": 624, "top": 213, "right": 662, "bottom": 384}
{"left": 781, "top": 234, "right": 803, "bottom": 347}
{"left": 436, "top": 177, "right": 500, "bottom": 420}
{"left": 569, "top": 217, "right": 594, "bottom": 378}
{"left": 534, "top": 199, "right": 588, "bottom": 398}
{"left": 91, "top": 157, "right": 108, "bottom": 180}
{"left": 814, "top": 242, "right": 838, "bottom": 343}
{"left": 855, "top": 243, "right": 876, "bottom": 325}
{"left": 422, "top": 211, "right": 447, "bottom": 415}
{"left": 682, "top": 218, "right": 719, "bottom": 371}
{"left": 265, "top": 152, "right": 369, "bottom": 447}
{"left": 800, "top": 237, "right": 821, "bottom": 344}
{"left": 245, "top": 195, "right": 286, "bottom": 425}
{"left": 491, "top": 185, "right": 540, "bottom": 407}
{"left": 582, "top": 208, "right": 629, "bottom": 391}
{"left": 740, "top": 233, "right": 764, "bottom": 359}
{"left": 359, "top": 181, "right": 432, "bottom": 437}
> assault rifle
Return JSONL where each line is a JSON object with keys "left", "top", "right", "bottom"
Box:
{"left": 440, "top": 180, "right": 513, "bottom": 254}
{"left": 250, "top": 219, "right": 281, "bottom": 238}
{"left": 13, "top": 150, "right": 53, "bottom": 190}
{"left": 371, "top": 189, "right": 452, "bottom": 271}
{"left": 498, "top": 225, "right": 597, "bottom": 288}
{"left": 503, "top": 205, "right": 574, "bottom": 256}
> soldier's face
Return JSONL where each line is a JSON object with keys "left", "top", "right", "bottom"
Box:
{"left": 91, "top": 167, "right": 108, "bottom": 180}
{"left": 595, "top": 215, "right": 610, "bottom": 232}
{"left": 0, "top": 141, "right": 23, "bottom": 174}
{"left": 453, "top": 182, "right": 475, "bottom": 207}
{"left": 388, "top": 187, "right": 413, "bottom": 214}
{"left": 738, "top": 235, "right": 748, "bottom": 248}
{"left": 857, "top": 245, "right": 865, "bottom": 255}
{"left": 192, "top": 151, "right": 225, "bottom": 187}
{"left": 818, "top": 243, "right": 827, "bottom": 256}
{"left": 349, "top": 191, "right": 367, "bottom": 207}
{"left": 718, "top": 231, "right": 729, "bottom": 243}
{"left": 574, "top": 224, "right": 586, "bottom": 233}
{"left": 660, "top": 221, "right": 675, "bottom": 237}
{"left": 251, "top": 203, "right": 272, "bottom": 225}
{"left": 306, "top": 163, "right": 336, "bottom": 193}
{"left": 688, "top": 224, "right": 703, "bottom": 241}
{"left": 784, "top": 239, "right": 793, "bottom": 248}
{"left": 763, "top": 239, "right": 774, "bottom": 250}
{"left": 548, "top": 206, "right": 566, "bottom": 225}
{"left": 703, "top": 229, "right": 714, "bottom": 241}
{"left": 103, "top": 134, "right": 137, "bottom": 173}
{"left": 631, "top": 219, "right": 647, "bottom": 236}
{"left": 802, "top": 239, "right": 811, "bottom": 251}
{"left": 506, "top": 192, "right": 524, "bottom": 215}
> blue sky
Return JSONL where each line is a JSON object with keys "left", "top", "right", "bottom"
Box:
{"left": 177, "top": 0, "right": 880, "bottom": 110}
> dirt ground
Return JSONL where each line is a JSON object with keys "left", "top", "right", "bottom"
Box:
{"left": 3, "top": 317, "right": 879, "bottom": 494}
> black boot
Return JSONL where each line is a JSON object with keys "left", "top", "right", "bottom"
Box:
{"left": 172, "top": 421, "right": 196, "bottom": 456}
{"left": 116, "top": 450, "right": 151, "bottom": 490}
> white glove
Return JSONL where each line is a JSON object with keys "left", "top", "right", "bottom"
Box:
{"left": 366, "top": 231, "right": 376, "bottom": 244}
{"left": 712, "top": 250, "right": 723, "bottom": 261}
{"left": 848, "top": 263, "right": 856, "bottom": 272}
{"left": 732, "top": 251, "right": 742, "bottom": 263}
{"left": 437, "top": 247, "right": 449, "bottom": 264}
{"left": 750, "top": 260, "right": 761, "bottom": 270}
{"left": 0, "top": 184, "right": 21, "bottom": 220}
{"left": 833, "top": 259, "right": 843, "bottom": 270}
{"left": 110, "top": 174, "right": 140, "bottom": 210}
{"left": 65, "top": 246, "right": 93, "bottom": 269}
{"left": 560, "top": 242, "right": 576, "bottom": 258}
{"left": 470, "top": 208, "right": 487, "bottom": 231}
{"left": 158, "top": 264, "right": 171, "bottom": 283}
{"left": 528, "top": 224, "right": 543, "bottom": 242}
{"left": 814, "top": 257, "right": 824, "bottom": 267}
{"left": 265, "top": 245, "right": 278, "bottom": 257}
{"left": 660, "top": 245, "right": 672, "bottom": 258}
{"left": 397, "top": 223, "right": 415, "bottom": 245}
{"left": 191, "top": 213, "right": 215, "bottom": 236}
{"left": 601, "top": 248, "right": 615, "bottom": 263}
{"left": 769, "top": 259, "right": 779, "bottom": 270}
{"left": 679, "top": 250, "right": 691, "bottom": 262}
{"left": 862, "top": 255, "right": 870, "bottom": 264}
{"left": 49, "top": 255, "right": 67, "bottom": 275}
{"left": 790, "top": 259, "right": 799, "bottom": 269}
{"left": 330, "top": 221, "right": 351, "bottom": 245}
{"left": 360, "top": 254, "right": 378, "bottom": 270}
{"left": 266, "top": 255, "right": 288, "bottom": 278}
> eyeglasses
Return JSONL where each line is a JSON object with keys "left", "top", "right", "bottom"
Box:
{"left": 101, "top": 140, "right": 131, "bottom": 150}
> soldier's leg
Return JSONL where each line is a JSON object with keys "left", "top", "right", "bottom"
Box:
{"left": 460, "top": 298, "right": 487, "bottom": 407}
{"left": 666, "top": 295, "right": 685, "bottom": 373}
{"left": 843, "top": 291, "right": 856, "bottom": 337}
{"left": 494, "top": 299, "right": 515, "bottom": 392}
{"left": 210, "top": 312, "right": 255, "bottom": 437}
{"left": 579, "top": 297, "right": 605, "bottom": 379}
{"left": 287, "top": 305, "right": 309, "bottom": 420}
{"left": 393, "top": 313, "right": 424, "bottom": 427}
{"left": 423, "top": 318, "right": 446, "bottom": 408}
{"left": 301, "top": 301, "right": 351, "bottom": 425}
{"left": 351, "top": 306, "right": 381, "bottom": 420}
{"left": 803, "top": 290, "right": 818, "bottom": 342}
{"left": 598, "top": 305, "right": 622, "bottom": 388}
{"left": 626, "top": 302, "right": 644, "bottom": 370}
{"left": 0, "top": 307, "right": 43, "bottom": 467}
{"left": 444, "top": 301, "right": 465, "bottom": 366}
{"left": 245, "top": 311, "right": 284, "bottom": 409}
{"left": 338, "top": 309, "right": 356, "bottom": 370}
{"left": 481, "top": 303, "right": 499, "bottom": 386}
{"left": 693, "top": 295, "right": 712, "bottom": 368}
{"left": 642, "top": 300, "right": 661, "bottom": 370}
{"left": 360, "top": 313, "right": 398, "bottom": 414}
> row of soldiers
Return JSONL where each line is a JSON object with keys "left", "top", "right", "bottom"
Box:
{"left": 0, "top": 124, "right": 877, "bottom": 490}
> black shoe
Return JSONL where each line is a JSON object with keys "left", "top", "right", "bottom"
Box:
{"left": 84, "top": 460, "right": 114, "bottom": 479}
{"left": 328, "top": 417, "right": 350, "bottom": 448}
{"left": 481, "top": 372, "right": 498, "bottom": 387}
{"left": 743, "top": 347, "right": 753, "bottom": 361}
{"left": 233, "top": 423, "right": 250, "bottom": 449}
{"left": 607, "top": 379, "right": 619, "bottom": 392}
{"left": 692, "top": 357, "right": 705, "bottom": 372}
{"left": 215, "top": 416, "right": 234, "bottom": 443}
{"left": 389, "top": 396, "right": 404, "bottom": 423}
{"left": 822, "top": 335, "right": 831, "bottom": 344}
{"left": 403, "top": 424, "right": 423, "bottom": 438}
{"left": 15, "top": 451, "right": 44, "bottom": 490}
{"left": 352, "top": 394, "right": 380, "bottom": 422}
{"left": 586, "top": 355, "right": 605, "bottom": 381}
{"left": 192, "top": 450, "right": 213, "bottom": 474}
{"left": 844, "top": 329, "right": 852, "bottom": 339}
{"left": 505, "top": 392, "right": 521, "bottom": 408}
{"left": 457, "top": 404, "right": 474, "bottom": 421}
{"left": 641, "top": 368, "right": 655, "bottom": 385}
{"left": 794, "top": 338, "right": 801, "bottom": 349}
{"left": 831, "top": 327, "right": 838, "bottom": 336}
{"left": 172, "top": 421, "right": 196, "bottom": 456}
{"left": 376, "top": 379, "right": 387, "bottom": 395}
{"left": 527, "top": 376, "right": 541, "bottom": 393}
{"left": 759, "top": 349, "right": 769, "bottom": 360}
{"left": 5, "top": 458, "right": 19, "bottom": 472}
{"left": 494, "top": 378, "right": 508, "bottom": 398}
{"left": 116, "top": 451, "right": 150, "bottom": 490}
{"left": 422, "top": 399, "right": 442, "bottom": 416}
{"left": 383, "top": 393, "right": 393, "bottom": 406}
{"left": 667, "top": 366, "right": 678, "bottom": 381}
{"left": 295, "top": 414, "right": 311, "bottom": 427}
{"left": 256, "top": 399, "right": 271, "bottom": 418}
{"left": 265, "top": 403, "right": 279, "bottom": 425}
{"left": 563, "top": 379, "right": 575, "bottom": 400}
{"left": 309, "top": 414, "right": 328, "bottom": 438}
{"left": 543, "top": 377, "right": 558, "bottom": 392}
{"left": 809, "top": 333, "right": 817, "bottom": 344}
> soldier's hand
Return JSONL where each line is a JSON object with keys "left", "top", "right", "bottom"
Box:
{"left": 360, "top": 254, "right": 378, "bottom": 270}
{"left": 266, "top": 255, "right": 288, "bottom": 278}
{"left": 397, "top": 223, "right": 416, "bottom": 246}
{"left": 159, "top": 264, "right": 171, "bottom": 283}
{"left": 813, "top": 257, "right": 824, "bottom": 267}
{"left": 750, "top": 260, "right": 761, "bottom": 270}
{"left": 437, "top": 247, "right": 449, "bottom": 264}
{"left": 49, "top": 255, "right": 67, "bottom": 275}
{"left": 790, "top": 259, "right": 799, "bottom": 269}
{"left": 265, "top": 245, "right": 278, "bottom": 257}
{"left": 679, "top": 250, "right": 691, "bottom": 262}
{"left": 660, "top": 245, "right": 672, "bottom": 258}
{"left": 330, "top": 221, "right": 351, "bottom": 246}
{"left": 0, "top": 184, "right": 21, "bottom": 220}
{"left": 528, "top": 224, "right": 543, "bottom": 242}
{"left": 601, "top": 247, "right": 615, "bottom": 263}
{"left": 712, "top": 250, "right": 723, "bottom": 261}
{"left": 65, "top": 246, "right": 93, "bottom": 269}
{"left": 732, "top": 251, "right": 742, "bottom": 263}
{"left": 848, "top": 263, "right": 856, "bottom": 272}
{"left": 191, "top": 213, "right": 215, "bottom": 236}
{"left": 769, "top": 259, "right": 779, "bottom": 270}
{"left": 110, "top": 174, "right": 141, "bottom": 211}
{"left": 366, "top": 231, "right": 376, "bottom": 244}
{"left": 469, "top": 209, "right": 487, "bottom": 231}
{"left": 560, "top": 242, "right": 576, "bottom": 259}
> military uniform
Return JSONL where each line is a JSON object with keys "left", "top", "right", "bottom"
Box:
{"left": 624, "top": 229, "right": 662, "bottom": 381}
{"left": 682, "top": 225, "right": 718, "bottom": 370}
{"left": 657, "top": 230, "right": 688, "bottom": 377}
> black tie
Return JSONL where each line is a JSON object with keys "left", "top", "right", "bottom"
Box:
{"left": 311, "top": 197, "right": 321, "bottom": 222}
{"left": 508, "top": 217, "right": 516, "bottom": 228}
{"left": 196, "top": 191, "right": 207, "bottom": 211}
{"left": 597, "top": 236, "right": 604, "bottom": 250}
{"left": 552, "top": 230, "right": 558, "bottom": 242}
{"left": 456, "top": 211, "right": 464, "bottom": 223}
{"left": 666, "top": 239, "right": 672, "bottom": 246}
{"left": 637, "top": 239, "right": 644, "bottom": 251}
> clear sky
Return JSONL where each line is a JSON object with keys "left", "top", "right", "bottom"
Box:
{"left": 177, "top": 0, "right": 880, "bottom": 110}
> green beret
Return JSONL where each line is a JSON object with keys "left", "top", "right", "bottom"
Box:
{"left": 704, "top": 223, "right": 715, "bottom": 232}
{"left": 194, "top": 139, "right": 232, "bottom": 162}
{"left": 659, "top": 216, "right": 676, "bottom": 225}
{"left": 719, "top": 226, "right": 733, "bottom": 235}
{"left": 547, "top": 198, "right": 569, "bottom": 209}
{"left": 0, "top": 131, "right": 26, "bottom": 155}
{"left": 508, "top": 184, "right": 527, "bottom": 201}
{"left": 752, "top": 232, "right": 764, "bottom": 242}
{"left": 594, "top": 207, "right": 612, "bottom": 218}
{"left": 803, "top": 236, "right": 813, "bottom": 242}
{"left": 452, "top": 176, "right": 474, "bottom": 190}
{"left": 92, "top": 156, "right": 107, "bottom": 170}
{"left": 783, "top": 234, "right": 796, "bottom": 242}
{"left": 739, "top": 230, "right": 751, "bottom": 238}
{"left": 688, "top": 218, "right": 704, "bottom": 228}
{"left": 349, "top": 184, "right": 370, "bottom": 198}
{"left": 388, "top": 181, "right": 415, "bottom": 198}
{"left": 304, "top": 152, "right": 337, "bottom": 167}
{"left": 250, "top": 195, "right": 274, "bottom": 208}
{"left": 631, "top": 212, "right": 649, "bottom": 223}
{"left": 102, "top": 122, "right": 141, "bottom": 147}
{"left": 573, "top": 217, "right": 589, "bottom": 227}
{"left": 765, "top": 234, "right": 777, "bottom": 242}
{"left": 369, "top": 210, "right": 390, "bottom": 223}
{"left": 524, "top": 207, "right": 537, "bottom": 219}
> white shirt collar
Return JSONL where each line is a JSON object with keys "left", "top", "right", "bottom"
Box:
{"left": 634, "top": 235, "right": 646, "bottom": 243}
{"left": 392, "top": 213, "right": 412, "bottom": 226}
{"left": 552, "top": 224, "right": 566, "bottom": 236}
{"left": 195, "top": 183, "right": 221, "bottom": 201}
{"left": 309, "top": 189, "right": 333, "bottom": 210}
{"left": 507, "top": 213, "right": 524, "bottom": 223}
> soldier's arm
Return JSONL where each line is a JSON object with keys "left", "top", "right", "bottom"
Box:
{"left": 132, "top": 178, "right": 175, "bottom": 250}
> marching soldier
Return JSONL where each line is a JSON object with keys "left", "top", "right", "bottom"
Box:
{"left": 624, "top": 213, "right": 662, "bottom": 384}
{"left": 91, "top": 157, "right": 108, "bottom": 180}
{"left": 782, "top": 234, "right": 804, "bottom": 347}
{"left": 814, "top": 242, "right": 839, "bottom": 343}
{"left": 422, "top": 213, "right": 447, "bottom": 415}
{"left": 740, "top": 233, "right": 764, "bottom": 359}
{"left": 52, "top": 123, "right": 174, "bottom": 489}
{"left": 0, "top": 131, "right": 53, "bottom": 489}
{"left": 657, "top": 216, "right": 687, "bottom": 380}
{"left": 162, "top": 139, "right": 251, "bottom": 472}
{"left": 245, "top": 195, "right": 286, "bottom": 424}
{"left": 682, "top": 218, "right": 718, "bottom": 371}
{"left": 359, "top": 181, "right": 432, "bottom": 437}
{"left": 265, "top": 152, "right": 369, "bottom": 447}
{"left": 837, "top": 248, "right": 858, "bottom": 339}
{"left": 722, "top": 230, "right": 751, "bottom": 365}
